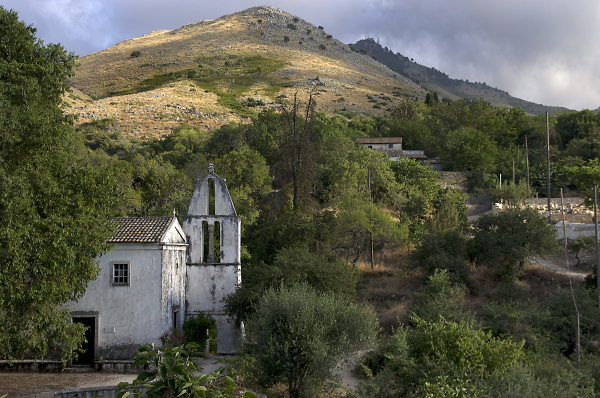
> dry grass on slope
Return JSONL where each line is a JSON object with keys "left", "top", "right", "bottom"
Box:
{"left": 65, "top": 6, "right": 425, "bottom": 139}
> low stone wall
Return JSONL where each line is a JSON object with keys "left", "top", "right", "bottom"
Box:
{"left": 55, "top": 385, "right": 131, "bottom": 398}
{"left": 554, "top": 221, "right": 597, "bottom": 241}
{"left": 0, "top": 359, "right": 155, "bottom": 373}
{"left": 95, "top": 360, "right": 156, "bottom": 373}
{"left": 0, "top": 360, "right": 65, "bottom": 372}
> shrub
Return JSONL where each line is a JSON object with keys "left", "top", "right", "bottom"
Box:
{"left": 246, "top": 97, "right": 265, "bottom": 107}
{"left": 245, "top": 283, "right": 378, "bottom": 398}
{"left": 223, "top": 246, "right": 361, "bottom": 326}
{"left": 359, "top": 316, "right": 525, "bottom": 397}
{"left": 326, "top": 34, "right": 333, "bottom": 39}
{"left": 160, "top": 327, "right": 187, "bottom": 348}
{"left": 413, "top": 230, "right": 470, "bottom": 285}
{"left": 360, "top": 48, "right": 367, "bottom": 54}
{"left": 287, "top": 23, "right": 297, "bottom": 30}
{"left": 114, "top": 343, "right": 256, "bottom": 398}
{"left": 306, "top": 29, "right": 312, "bottom": 35}
{"left": 130, "top": 50, "right": 141, "bottom": 57}
{"left": 490, "top": 180, "right": 535, "bottom": 208}
{"left": 293, "top": 17, "right": 299, "bottom": 22}
{"left": 318, "top": 25, "right": 324, "bottom": 30}
{"left": 183, "top": 311, "right": 216, "bottom": 351}
{"left": 469, "top": 208, "right": 560, "bottom": 279}
{"left": 283, "top": 36, "right": 290, "bottom": 42}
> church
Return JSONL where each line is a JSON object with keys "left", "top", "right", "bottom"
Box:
{"left": 66, "top": 165, "right": 241, "bottom": 364}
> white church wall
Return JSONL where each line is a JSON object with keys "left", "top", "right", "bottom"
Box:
{"left": 69, "top": 244, "right": 165, "bottom": 359}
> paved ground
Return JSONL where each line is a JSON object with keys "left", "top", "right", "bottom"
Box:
{"left": 0, "top": 355, "right": 232, "bottom": 398}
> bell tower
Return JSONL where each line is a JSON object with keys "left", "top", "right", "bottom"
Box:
{"left": 183, "top": 165, "right": 241, "bottom": 354}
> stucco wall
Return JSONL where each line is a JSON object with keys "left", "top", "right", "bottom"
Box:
{"left": 365, "top": 143, "right": 401, "bottom": 150}
{"left": 68, "top": 242, "right": 188, "bottom": 360}
{"left": 161, "top": 245, "right": 187, "bottom": 332}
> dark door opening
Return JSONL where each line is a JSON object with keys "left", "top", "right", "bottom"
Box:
{"left": 72, "top": 317, "right": 95, "bottom": 365}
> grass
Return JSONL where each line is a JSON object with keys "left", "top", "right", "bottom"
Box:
{"left": 356, "top": 244, "right": 587, "bottom": 331}
{"left": 66, "top": 6, "right": 428, "bottom": 139}
{"left": 106, "top": 55, "right": 286, "bottom": 118}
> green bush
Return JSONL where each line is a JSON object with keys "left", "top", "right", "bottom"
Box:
{"left": 358, "top": 316, "right": 524, "bottom": 397}
{"left": 413, "top": 230, "right": 470, "bottom": 285}
{"left": 293, "top": 17, "right": 300, "bottom": 22}
{"left": 283, "top": 36, "right": 290, "bottom": 42}
{"left": 411, "top": 269, "right": 472, "bottom": 324}
{"left": 245, "top": 283, "right": 378, "bottom": 398}
{"left": 490, "top": 181, "right": 535, "bottom": 208}
{"left": 326, "top": 34, "right": 333, "bottom": 39}
{"left": 469, "top": 208, "right": 560, "bottom": 279}
{"left": 223, "top": 246, "right": 362, "bottom": 326}
{"left": 183, "top": 312, "right": 217, "bottom": 351}
{"left": 287, "top": 23, "right": 297, "bottom": 30}
{"left": 130, "top": 50, "right": 141, "bottom": 57}
{"left": 114, "top": 343, "right": 257, "bottom": 398}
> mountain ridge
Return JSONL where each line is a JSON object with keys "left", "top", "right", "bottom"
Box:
{"left": 351, "top": 38, "right": 570, "bottom": 116}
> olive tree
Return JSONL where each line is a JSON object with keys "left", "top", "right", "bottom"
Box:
{"left": 244, "top": 284, "right": 378, "bottom": 398}
{"left": 469, "top": 208, "right": 560, "bottom": 279}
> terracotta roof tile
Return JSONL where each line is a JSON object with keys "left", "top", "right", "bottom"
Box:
{"left": 108, "top": 217, "right": 175, "bottom": 243}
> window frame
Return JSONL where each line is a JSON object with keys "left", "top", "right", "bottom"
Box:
{"left": 110, "top": 261, "right": 131, "bottom": 286}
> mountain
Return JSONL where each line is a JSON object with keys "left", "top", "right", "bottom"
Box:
{"left": 64, "top": 6, "right": 426, "bottom": 139}
{"left": 351, "top": 38, "right": 570, "bottom": 116}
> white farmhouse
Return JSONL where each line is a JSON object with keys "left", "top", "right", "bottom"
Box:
{"left": 67, "top": 165, "right": 241, "bottom": 364}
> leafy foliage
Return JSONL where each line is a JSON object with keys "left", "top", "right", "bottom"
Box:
{"left": 244, "top": 283, "right": 378, "bottom": 398}
{"left": 224, "top": 246, "right": 361, "bottom": 325}
{"left": 469, "top": 208, "right": 560, "bottom": 279}
{"left": 0, "top": 7, "right": 118, "bottom": 360}
{"left": 183, "top": 312, "right": 217, "bottom": 351}
{"left": 112, "top": 343, "right": 257, "bottom": 398}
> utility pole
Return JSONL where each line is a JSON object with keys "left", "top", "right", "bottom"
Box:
{"left": 525, "top": 135, "right": 530, "bottom": 187}
{"left": 595, "top": 186, "right": 600, "bottom": 307}
{"left": 513, "top": 160, "right": 516, "bottom": 185}
{"left": 368, "top": 169, "right": 374, "bottom": 270}
{"left": 577, "top": 313, "right": 581, "bottom": 368}
{"left": 546, "top": 112, "right": 551, "bottom": 222}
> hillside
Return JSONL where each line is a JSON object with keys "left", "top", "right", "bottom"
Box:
{"left": 64, "top": 6, "right": 426, "bottom": 139}
{"left": 351, "top": 38, "right": 570, "bottom": 116}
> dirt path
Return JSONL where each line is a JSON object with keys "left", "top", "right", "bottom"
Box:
{"left": 532, "top": 252, "right": 594, "bottom": 281}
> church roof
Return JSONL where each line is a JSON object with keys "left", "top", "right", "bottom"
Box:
{"left": 108, "top": 216, "right": 177, "bottom": 243}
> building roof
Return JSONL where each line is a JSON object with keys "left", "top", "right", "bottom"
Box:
{"left": 356, "top": 137, "right": 402, "bottom": 144}
{"left": 108, "top": 216, "right": 177, "bottom": 243}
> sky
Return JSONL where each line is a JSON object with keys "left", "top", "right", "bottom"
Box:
{"left": 3, "top": 0, "right": 600, "bottom": 111}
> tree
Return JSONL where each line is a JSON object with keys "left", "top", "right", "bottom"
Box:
{"left": 244, "top": 284, "right": 378, "bottom": 398}
{"left": 0, "top": 7, "right": 118, "bottom": 360}
{"left": 442, "top": 127, "right": 498, "bottom": 172}
{"left": 469, "top": 208, "right": 560, "bottom": 279}
{"left": 276, "top": 90, "right": 319, "bottom": 210}
{"left": 223, "top": 245, "right": 361, "bottom": 326}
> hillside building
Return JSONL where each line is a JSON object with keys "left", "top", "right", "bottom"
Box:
{"left": 356, "top": 137, "right": 427, "bottom": 162}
